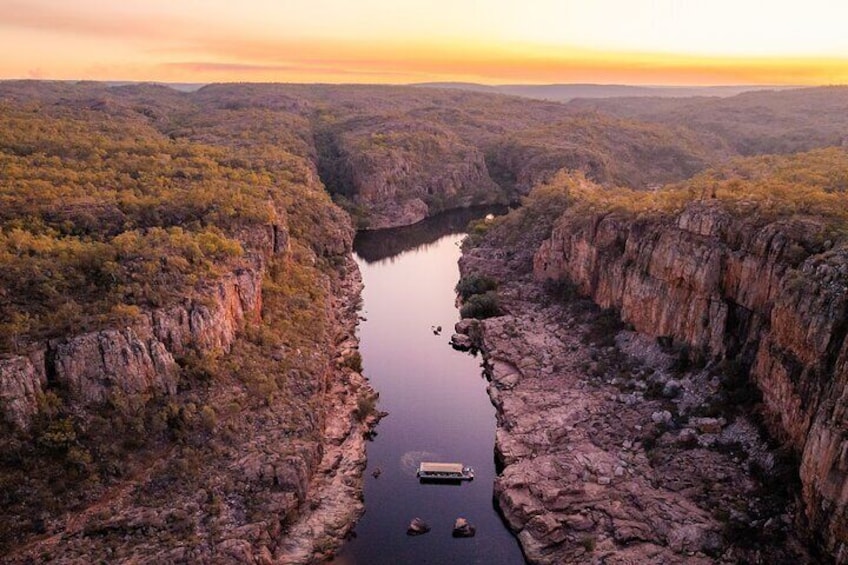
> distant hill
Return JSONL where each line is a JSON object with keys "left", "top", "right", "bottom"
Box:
{"left": 105, "top": 81, "right": 206, "bottom": 92}
{"left": 414, "top": 82, "right": 798, "bottom": 102}
{"left": 565, "top": 86, "right": 848, "bottom": 155}
{"left": 3, "top": 80, "right": 794, "bottom": 100}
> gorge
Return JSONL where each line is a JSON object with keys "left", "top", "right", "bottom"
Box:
{"left": 1, "top": 81, "right": 847, "bottom": 563}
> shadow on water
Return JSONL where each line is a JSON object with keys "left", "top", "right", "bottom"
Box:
{"left": 418, "top": 478, "right": 465, "bottom": 487}
{"left": 354, "top": 205, "right": 507, "bottom": 264}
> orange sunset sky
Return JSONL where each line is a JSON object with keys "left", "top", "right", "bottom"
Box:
{"left": 1, "top": 0, "right": 847, "bottom": 85}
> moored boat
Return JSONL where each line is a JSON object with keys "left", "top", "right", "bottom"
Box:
{"left": 417, "top": 462, "right": 475, "bottom": 481}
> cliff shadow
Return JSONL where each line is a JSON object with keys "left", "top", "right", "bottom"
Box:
{"left": 353, "top": 205, "right": 507, "bottom": 264}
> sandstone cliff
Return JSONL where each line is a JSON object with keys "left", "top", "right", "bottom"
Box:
{"left": 0, "top": 248, "right": 268, "bottom": 433}
{"left": 534, "top": 201, "right": 848, "bottom": 560}
{"left": 0, "top": 205, "right": 378, "bottom": 562}
{"left": 316, "top": 117, "right": 504, "bottom": 229}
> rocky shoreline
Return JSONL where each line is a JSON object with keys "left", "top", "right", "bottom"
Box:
{"left": 458, "top": 241, "right": 815, "bottom": 563}
{"left": 274, "top": 256, "right": 380, "bottom": 563}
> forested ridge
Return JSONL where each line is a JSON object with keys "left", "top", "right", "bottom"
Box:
{"left": 523, "top": 147, "right": 848, "bottom": 233}
{"left": 0, "top": 82, "right": 358, "bottom": 560}
{"left": 0, "top": 85, "right": 344, "bottom": 353}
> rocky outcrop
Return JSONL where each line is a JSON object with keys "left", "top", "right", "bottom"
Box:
{"left": 407, "top": 517, "right": 431, "bottom": 536}
{"left": 0, "top": 352, "right": 46, "bottom": 430}
{"left": 0, "top": 189, "right": 292, "bottom": 432}
{"left": 452, "top": 517, "right": 476, "bottom": 538}
{"left": 0, "top": 257, "right": 266, "bottom": 430}
{"left": 1, "top": 206, "right": 383, "bottom": 563}
{"left": 273, "top": 260, "right": 380, "bottom": 563}
{"left": 534, "top": 201, "right": 848, "bottom": 560}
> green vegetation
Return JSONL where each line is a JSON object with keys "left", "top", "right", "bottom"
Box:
{"left": 579, "top": 535, "right": 597, "bottom": 553}
{"left": 462, "top": 171, "right": 581, "bottom": 262}
{"left": 566, "top": 86, "right": 848, "bottom": 157}
{"left": 459, "top": 291, "right": 501, "bottom": 320}
{"left": 2, "top": 80, "right": 848, "bottom": 558}
{"left": 342, "top": 351, "right": 364, "bottom": 372}
{"left": 0, "top": 107, "right": 276, "bottom": 352}
{"left": 355, "top": 392, "right": 379, "bottom": 422}
{"left": 455, "top": 273, "right": 498, "bottom": 300}
{"left": 456, "top": 273, "right": 502, "bottom": 319}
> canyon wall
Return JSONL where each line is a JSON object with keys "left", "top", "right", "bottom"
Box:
{"left": 0, "top": 261, "right": 264, "bottom": 430}
{"left": 316, "top": 118, "right": 504, "bottom": 229}
{"left": 534, "top": 201, "right": 848, "bottom": 560}
{"left": 0, "top": 218, "right": 278, "bottom": 433}
{"left": 0, "top": 200, "right": 380, "bottom": 562}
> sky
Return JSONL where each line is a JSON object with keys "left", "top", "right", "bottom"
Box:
{"left": 1, "top": 0, "right": 847, "bottom": 85}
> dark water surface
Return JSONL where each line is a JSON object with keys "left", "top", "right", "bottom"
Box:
{"left": 337, "top": 209, "right": 524, "bottom": 565}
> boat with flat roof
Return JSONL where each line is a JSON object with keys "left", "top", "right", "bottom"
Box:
{"left": 417, "top": 462, "right": 474, "bottom": 481}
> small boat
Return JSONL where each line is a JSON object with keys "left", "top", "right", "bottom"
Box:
{"left": 417, "top": 462, "right": 475, "bottom": 481}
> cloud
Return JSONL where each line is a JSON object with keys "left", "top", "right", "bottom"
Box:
{"left": 0, "top": 0, "right": 190, "bottom": 41}
{"left": 158, "top": 34, "right": 848, "bottom": 85}
{"left": 158, "top": 60, "right": 422, "bottom": 83}
{"left": 161, "top": 62, "right": 304, "bottom": 74}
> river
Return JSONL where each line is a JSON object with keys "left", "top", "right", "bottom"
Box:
{"left": 337, "top": 209, "right": 525, "bottom": 564}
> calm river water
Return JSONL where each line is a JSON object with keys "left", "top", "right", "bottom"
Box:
{"left": 336, "top": 209, "right": 524, "bottom": 565}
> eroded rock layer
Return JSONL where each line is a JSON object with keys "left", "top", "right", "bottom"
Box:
{"left": 534, "top": 201, "right": 848, "bottom": 560}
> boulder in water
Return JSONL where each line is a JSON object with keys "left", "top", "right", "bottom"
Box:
{"left": 407, "top": 517, "right": 431, "bottom": 536}
{"left": 452, "top": 517, "right": 476, "bottom": 538}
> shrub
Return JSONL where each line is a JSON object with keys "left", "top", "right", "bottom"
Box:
{"left": 199, "top": 405, "right": 217, "bottom": 433}
{"left": 343, "top": 351, "right": 363, "bottom": 372}
{"left": 459, "top": 291, "right": 501, "bottom": 319}
{"left": 580, "top": 535, "right": 596, "bottom": 552}
{"left": 455, "top": 274, "right": 498, "bottom": 300}
{"left": 36, "top": 418, "right": 77, "bottom": 454}
{"left": 464, "top": 217, "right": 494, "bottom": 247}
{"left": 354, "top": 393, "right": 378, "bottom": 422}
{"left": 176, "top": 351, "right": 219, "bottom": 385}
{"left": 582, "top": 307, "right": 623, "bottom": 347}
{"left": 543, "top": 277, "right": 579, "bottom": 302}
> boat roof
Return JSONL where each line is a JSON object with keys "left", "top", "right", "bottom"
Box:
{"left": 419, "top": 462, "right": 464, "bottom": 473}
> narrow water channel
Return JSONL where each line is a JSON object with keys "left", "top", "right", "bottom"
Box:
{"left": 337, "top": 209, "right": 524, "bottom": 565}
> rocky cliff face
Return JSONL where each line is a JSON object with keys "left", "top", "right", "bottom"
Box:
{"left": 0, "top": 353, "right": 46, "bottom": 430}
{"left": 0, "top": 205, "right": 299, "bottom": 432}
{"left": 316, "top": 118, "right": 505, "bottom": 229}
{"left": 0, "top": 252, "right": 266, "bottom": 432}
{"left": 534, "top": 201, "right": 848, "bottom": 560}
{"left": 1, "top": 207, "right": 380, "bottom": 562}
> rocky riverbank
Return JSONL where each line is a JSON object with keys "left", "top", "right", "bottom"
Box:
{"left": 274, "top": 256, "right": 381, "bottom": 563}
{"left": 458, "top": 232, "right": 816, "bottom": 563}
{"left": 535, "top": 201, "right": 848, "bottom": 560}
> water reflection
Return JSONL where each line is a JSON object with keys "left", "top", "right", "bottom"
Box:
{"left": 354, "top": 206, "right": 507, "bottom": 264}
{"left": 337, "top": 209, "right": 523, "bottom": 565}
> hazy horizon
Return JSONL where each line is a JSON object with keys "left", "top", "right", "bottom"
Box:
{"left": 0, "top": 78, "right": 809, "bottom": 90}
